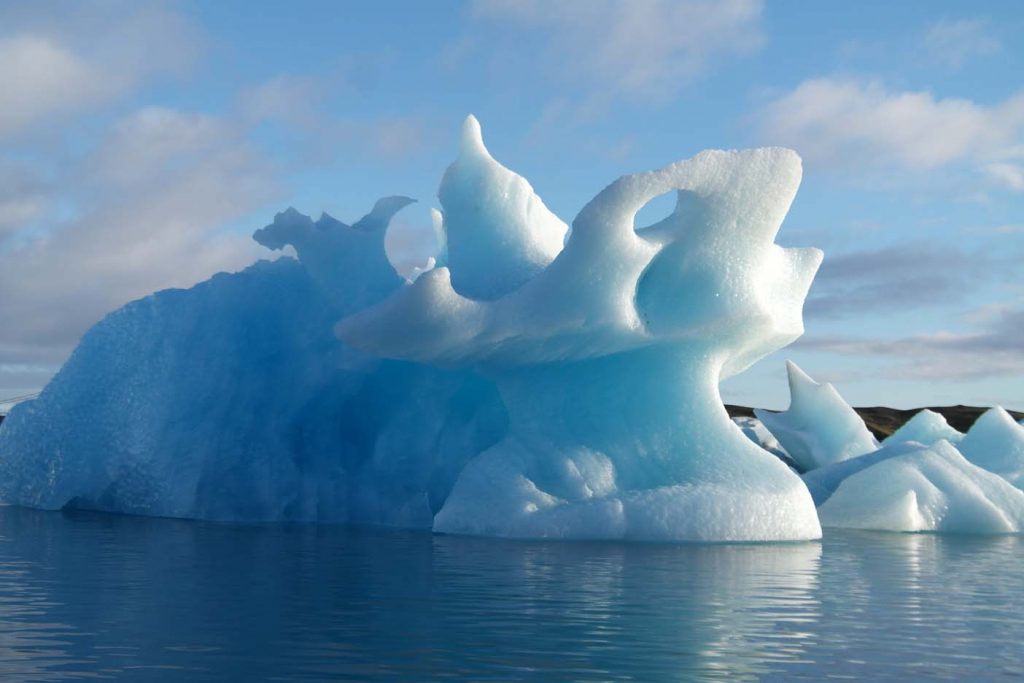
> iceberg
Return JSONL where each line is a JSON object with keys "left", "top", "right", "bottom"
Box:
{"left": 755, "top": 361, "right": 878, "bottom": 471}
{"left": 817, "top": 440, "right": 1024, "bottom": 534}
{"left": 883, "top": 409, "right": 963, "bottom": 447}
{"left": 0, "top": 116, "right": 825, "bottom": 541}
{"left": 957, "top": 407, "right": 1024, "bottom": 489}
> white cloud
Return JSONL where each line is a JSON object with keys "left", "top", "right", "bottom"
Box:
{"left": 0, "top": 35, "right": 110, "bottom": 138}
{"left": 0, "top": 107, "right": 278, "bottom": 373}
{"left": 470, "top": 0, "right": 763, "bottom": 101}
{"left": 0, "top": 161, "right": 48, "bottom": 238}
{"left": 0, "top": 2, "right": 201, "bottom": 140}
{"left": 922, "top": 18, "right": 1001, "bottom": 69}
{"left": 761, "top": 78, "right": 1024, "bottom": 179}
{"left": 983, "top": 162, "right": 1024, "bottom": 191}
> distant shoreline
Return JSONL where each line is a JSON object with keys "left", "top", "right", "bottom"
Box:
{"left": 726, "top": 404, "right": 1024, "bottom": 440}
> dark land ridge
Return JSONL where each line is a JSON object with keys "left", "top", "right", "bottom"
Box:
{"left": 727, "top": 404, "right": 1024, "bottom": 441}
{"left": 1, "top": 405, "right": 1021, "bottom": 440}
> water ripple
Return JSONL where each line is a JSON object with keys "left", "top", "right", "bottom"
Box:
{"left": 0, "top": 507, "right": 1020, "bottom": 681}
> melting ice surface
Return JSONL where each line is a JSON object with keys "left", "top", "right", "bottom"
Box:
{"left": 0, "top": 116, "right": 1020, "bottom": 541}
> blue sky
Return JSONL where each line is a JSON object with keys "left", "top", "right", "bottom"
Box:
{"left": 1, "top": 0, "right": 1022, "bottom": 410}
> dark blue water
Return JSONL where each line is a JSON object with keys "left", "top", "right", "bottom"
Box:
{"left": 0, "top": 507, "right": 1021, "bottom": 682}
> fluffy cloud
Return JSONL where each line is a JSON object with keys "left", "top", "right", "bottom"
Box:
{"left": 0, "top": 108, "right": 275, "bottom": 364}
{"left": 0, "top": 2, "right": 200, "bottom": 140}
{"left": 0, "top": 35, "right": 109, "bottom": 138}
{"left": 0, "top": 4, "right": 285, "bottom": 397}
{"left": 761, "top": 78, "right": 1024, "bottom": 180}
{"left": 469, "top": 0, "right": 763, "bottom": 101}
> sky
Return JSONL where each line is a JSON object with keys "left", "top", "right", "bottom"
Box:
{"left": 0, "top": 0, "right": 1022, "bottom": 410}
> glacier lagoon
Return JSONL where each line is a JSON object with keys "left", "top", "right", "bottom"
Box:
{"left": 1, "top": 506, "right": 1023, "bottom": 682}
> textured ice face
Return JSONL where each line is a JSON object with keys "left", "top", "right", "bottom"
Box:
{"left": 883, "top": 409, "right": 963, "bottom": 447}
{"left": 437, "top": 116, "right": 568, "bottom": 300}
{"left": 817, "top": 440, "right": 1024, "bottom": 534}
{"left": 339, "top": 119, "right": 822, "bottom": 375}
{"left": 0, "top": 204, "right": 507, "bottom": 524}
{"left": 958, "top": 407, "right": 1024, "bottom": 489}
{"left": 755, "top": 361, "right": 878, "bottom": 471}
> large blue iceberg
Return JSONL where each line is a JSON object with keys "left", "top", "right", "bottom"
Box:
{"left": 0, "top": 116, "right": 825, "bottom": 541}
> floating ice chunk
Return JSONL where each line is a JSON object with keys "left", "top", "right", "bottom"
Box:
{"left": 341, "top": 129, "right": 825, "bottom": 541}
{"left": 818, "top": 440, "right": 1024, "bottom": 533}
{"left": 437, "top": 115, "right": 567, "bottom": 300}
{"left": 802, "top": 440, "right": 928, "bottom": 506}
{"left": 884, "top": 409, "right": 963, "bottom": 447}
{"left": 958, "top": 407, "right": 1024, "bottom": 488}
{"left": 755, "top": 362, "right": 878, "bottom": 471}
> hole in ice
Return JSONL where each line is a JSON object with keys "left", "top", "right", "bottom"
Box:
{"left": 633, "top": 191, "right": 677, "bottom": 234}
{"left": 384, "top": 205, "right": 438, "bottom": 279}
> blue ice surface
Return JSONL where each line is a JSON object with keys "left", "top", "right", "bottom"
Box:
{"left": 0, "top": 257, "right": 506, "bottom": 524}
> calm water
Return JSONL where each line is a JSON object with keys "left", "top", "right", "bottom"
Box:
{"left": 0, "top": 507, "right": 1021, "bottom": 681}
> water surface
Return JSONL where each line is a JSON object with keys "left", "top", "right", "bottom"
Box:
{"left": 0, "top": 507, "right": 1021, "bottom": 681}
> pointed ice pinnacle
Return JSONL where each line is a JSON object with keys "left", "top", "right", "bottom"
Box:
{"left": 755, "top": 361, "right": 879, "bottom": 471}
{"left": 437, "top": 115, "right": 568, "bottom": 300}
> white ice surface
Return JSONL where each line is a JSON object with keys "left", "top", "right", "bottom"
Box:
{"left": 818, "top": 440, "right": 1024, "bottom": 534}
{"left": 340, "top": 118, "right": 824, "bottom": 541}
